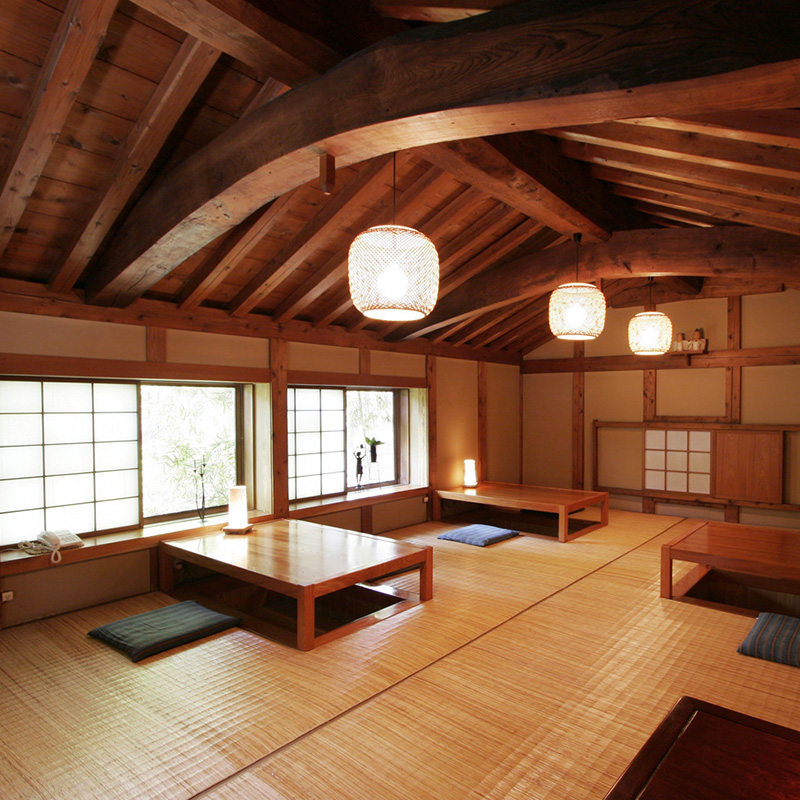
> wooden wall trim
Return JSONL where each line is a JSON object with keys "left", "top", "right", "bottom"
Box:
{"left": 643, "top": 369, "right": 657, "bottom": 421}
{"left": 146, "top": 328, "right": 167, "bottom": 363}
{"left": 427, "top": 355, "right": 439, "bottom": 520}
{"left": 0, "top": 352, "right": 269, "bottom": 383}
{"left": 726, "top": 296, "right": 743, "bottom": 424}
{"left": 572, "top": 342, "right": 584, "bottom": 489}
{"left": 287, "top": 370, "right": 426, "bottom": 388}
{"left": 478, "top": 361, "right": 487, "bottom": 482}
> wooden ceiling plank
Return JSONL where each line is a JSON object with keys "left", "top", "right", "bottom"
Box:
{"left": 370, "top": 0, "right": 513, "bottom": 23}
{"left": 560, "top": 139, "right": 800, "bottom": 205}
{"left": 439, "top": 306, "right": 518, "bottom": 346}
{"left": 175, "top": 190, "right": 299, "bottom": 311}
{"left": 228, "top": 153, "right": 396, "bottom": 317}
{"left": 420, "top": 134, "right": 628, "bottom": 242}
{"left": 395, "top": 226, "right": 800, "bottom": 339}
{"left": 48, "top": 36, "right": 222, "bottom": 295}
{"left": 85, "top": 0, "right": 800, "bottom": 308}
{"left": 0, "top": 0, "right": 119, "bottom": 261}
{"left": 130, "top": 0, "right": 340, "bottom": 84}
{"left": 548, "top": 120, "right": 800, "bottom": 182}
{"left": 271, "top": 166, "right": 449, "bottom": 323}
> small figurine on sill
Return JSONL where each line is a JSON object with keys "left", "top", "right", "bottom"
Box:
{"left": 691, "top": 328, "right": 707, "bottom": 352}
{"left": 673, "top": 332, "right": 686, "bottom": 352}
{"left": 354, "top": 444, "right": 366, "bottom": 488}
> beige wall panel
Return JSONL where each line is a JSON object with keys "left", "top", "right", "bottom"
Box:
{"left": 611, "top": 495, "right": 644, "bottom": 512}
{"left": 369, "top": 350, "right": 426, "bottom": 378}
{"left": 301, "top": 509, "right": 362, "bottom": 531}
{"left": 522, "top": 372, "right": 572, "bottom": 488}
{"left": 167, "top": 330, "right": 269, "bottom": 367}
{"left": 660, "top": 296, "right": 727, "bottom": 352}
{"left": 742, "top": 366, "right": 800, "bottom": 424}
{"left": 524, "top": 336, "right": 573, "bottom": 360}
{"left": 657, "top": 368, "right": 726, "bottom": 417}
{"left": 0, "top": 311, "right": 146, "bottom": 361}
{"left": 584, "top": 370, "right": 643, "bottom": 488}
{"left": 585, "top": 305, "right": 638, "bottom": 357}
{"left": 287, "top": 342, "right": 359, "bottom": 373}
{"left": 655, "top": 503, "right": 724, "bottom": 522}
{"left": 486, "top": 363, "right": 520, "bottom": 483}
{"left": 739, "top": 507, "right": 800, "bottom": 529}
{"left": 3, "top": 551, "right": 151, "bottom": 627}
{"left": 437, "top": 358, "right": 478, "bottom": 489}
{"left": 372, "top": 496, "right": 428, "bottom": 533}
{"left": 597, "top": 427, "right": 642, "bottom": 490}
{"left": 742, "top": 289, "right": 800, "bottom": 348}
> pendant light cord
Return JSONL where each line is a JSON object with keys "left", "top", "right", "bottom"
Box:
{"left": 573, "top": 232, "right": 582, "bottom": 282}
{"left": 392, "top": 152, "right": 397, "bottom": 225}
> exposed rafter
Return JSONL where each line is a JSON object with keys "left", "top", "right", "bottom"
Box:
{"left": 84, "top": 0, "right": 800, "bottom": 307}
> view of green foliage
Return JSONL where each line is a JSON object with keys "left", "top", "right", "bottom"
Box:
{"left": 346, "top": 390, "right": 395, "bottom": 487}
{"left": 141, "top": 385, "right": 236, "bottom": 518}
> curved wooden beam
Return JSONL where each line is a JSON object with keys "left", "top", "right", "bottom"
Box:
{"left": 394, "top": 226, "right": 800, "bottom": 338}
{"left": 86, "top": 0, "right": 800, "bottom": 306}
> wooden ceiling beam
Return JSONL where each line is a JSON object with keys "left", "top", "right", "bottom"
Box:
{"left": 419, "top": 132, "right": 643, "bottom": 242}
{"left": 228, "top": 153, "right": 397, "bottom": 317}
{"left": 48, "top": 36, "right": 222, "bottom": 295}
{"left": 559, "top": 139, "right": 800, "bottom": 207}
{"left": 607, "top": 276, "right": 782, "bottom": 309}
{"left": 175, "top": 190, "right": 299, "bottom": 311}
{"left": 394, "top": 227, "right": 800, "bottom": 339}
{"left": 130, "top": 0, "right": 339, "bottom": 84}
{"left": 0, "top": 0, "right": 118, "bottom": 261}
{"left": 272, "top": 166, "right": 449, "bottom": 322}
{"left": 85, "top": 0, "right": 800, "bottom": 307}
{"left": 370, "top": 0, "right": 514, "bottom": 23}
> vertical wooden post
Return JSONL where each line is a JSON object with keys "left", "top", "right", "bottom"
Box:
{"left": 642, "top": 367, "right": 657, "bottom": 513}
{"left": 572, "top": 342, "right": 584, "bottom": 489}
{"left": 359, "top": 348, "right": 370, "bottom": 377}
{"left": 271, "top": 338, "right": 289, "bottom": 518}
{"left": 319, "top": 152, "right": 335, "bottom": 195}
{"left": 361, "top": 504, "right": 374, "bottom": 534}
{"left": 427, "top": 355, "right": 439, "bottom": 520}
{"left": 478, "top": 361, "right": 488, "bottom": 483}
{"left": 727, "top": 296, "right": 742, "bottom": 425}
{"left": 519, "top": 368, "right": 524, "bottom": 483}
{"left": 146, "top": 327, "right": 167, "bottom": 362}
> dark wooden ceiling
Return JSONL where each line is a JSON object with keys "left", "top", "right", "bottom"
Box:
{"left": 2, "top": 0, "right": 800, "bottom": 362}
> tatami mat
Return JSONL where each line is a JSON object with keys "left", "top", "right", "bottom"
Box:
{"left": 2, "top": 511, "right": 794, "bottom": 799}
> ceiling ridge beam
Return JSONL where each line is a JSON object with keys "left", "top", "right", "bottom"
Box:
{"left": 227, "top": 153, "right": 398, "bottom": 317}
{"left": 0, "top": 0, "right": 119, "bottom": 262}
{"left": 48, "top": 36, "right": 222, "bottom": 295}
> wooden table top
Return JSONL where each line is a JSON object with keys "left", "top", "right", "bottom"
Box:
{"left": 671, "top": 520, "right": 800, "bottom": 577}
{"left": 437, "top": 481, "right": 607, "bottom": 510}
{"left": 163, "top": 518, "right": 429, "bottom": 589}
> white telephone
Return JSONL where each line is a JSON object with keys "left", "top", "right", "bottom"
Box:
{"left": 36, "top": 530, "right": 84, "bottom": 563}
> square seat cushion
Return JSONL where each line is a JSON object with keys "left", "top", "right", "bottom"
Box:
{"left": 738, "top": 612, "right": 800, "bottom": 667}
{"left": 438, "top": 523, "right": 518, "bottom": 547}
{"left": 88, "top": 600, "right": 240, "bottom": 662}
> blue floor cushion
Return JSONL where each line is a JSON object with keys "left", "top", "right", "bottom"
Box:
{"left": 438, "top": 524, "right": 518, "bottom": 547}
{"left": 88, "top": 600, "right": 240, "bottom": 662}
{"left": 738, "top": 612, "right": 800, "bottom": 667}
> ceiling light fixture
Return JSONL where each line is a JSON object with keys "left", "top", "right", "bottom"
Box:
{"left": 628, "top": 277, "right": 673, "bottom": 355}
{"left": 348, "top": 154, "right": 439, "bottom": 321}
{"left": 548, "top": 233, "right": 606, "bottom": 340}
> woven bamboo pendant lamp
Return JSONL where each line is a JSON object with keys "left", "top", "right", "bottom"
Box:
{"left": 628, "top": 278, "right": 673, "bottom": 355}
{"left": 348, "top": 155, "right": 439, "bottom": 321}
{"left": 548, "top": 234, "right": 606, "bottom": 340}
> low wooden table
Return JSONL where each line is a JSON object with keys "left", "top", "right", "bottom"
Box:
{"left": 159, "top": 519, "right": 433, "bottom": 651}
{"left": 604, "top": 696, "right": 800, "bottom": 799}
{"left": 660, "top": 520, "right": 800, "bottom": 600}
{"left": 437, "top": 481, "right": 609, "bottom": 542}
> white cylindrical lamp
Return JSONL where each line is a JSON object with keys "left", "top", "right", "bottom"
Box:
{"left": 548, "top": 282, "right": 606, "bottom": 340}
{"left": 224, "top": 486, "right": 252, "bottom": 534}
{"left": 463, "top": 459, "right": 478, "bottom": 487}
{"left": 628, "top": 311, "right": 673, "bottom": 355}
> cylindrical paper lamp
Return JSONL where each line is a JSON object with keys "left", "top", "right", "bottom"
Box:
{"left": 224, "top": 486, "right": 252, "bottom": 534}
{"left": 463, "top": 459, "right": 478, "bottom": 487}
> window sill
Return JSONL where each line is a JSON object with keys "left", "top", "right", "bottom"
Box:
{"left": 0, "top": 509, "right": 272, "bottom": 576}
{"left": 289, "top": 484, "right": 429, "bottom": 519}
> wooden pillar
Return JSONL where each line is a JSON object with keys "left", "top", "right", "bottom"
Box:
{"left": 427, "top": 355, "right": 439, "bottom": 520}
{"left": 572, "top": 342, "right": 584, "bottom": 489}
{"left": 643, "top": 369, "right": 657, "bottom": 422}
{"left": 271, "top": 338, "right": 290, "bottom": 518}
{"left": 359, "top": 347, "right": 370, "bottom": 376}
{"left": 146, "top": 327, "right": 167, "bottom": 362}
{"left": 478, "top": 361, "right": 488, "bottom": 483}
{"left": 726, "top": 296, "right": 742, "bottom": 424}
{"left": 361, "top": 504, "right": 374, "bottom": 534}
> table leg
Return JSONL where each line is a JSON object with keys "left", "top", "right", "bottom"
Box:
{"left": 558, "top": 508, "right": 568, "bottom": 542}
{"left": 296, "top": 586, "right": 316, "bottom": 651}
{"left": 419, "top": 548, "right": 433, "bottom": 601}
{"left": 660, "top": 544, "right": 673, "bottom": 599}
{"left": 599, "top": 495, "right": 609, "bottom": 526}
{"left": 158, "top": 545, "right": 175, "bottom": 592}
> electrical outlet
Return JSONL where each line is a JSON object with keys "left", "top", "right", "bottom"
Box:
{"left": 1, "top": 590, "right": 14, "bottom": 602}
